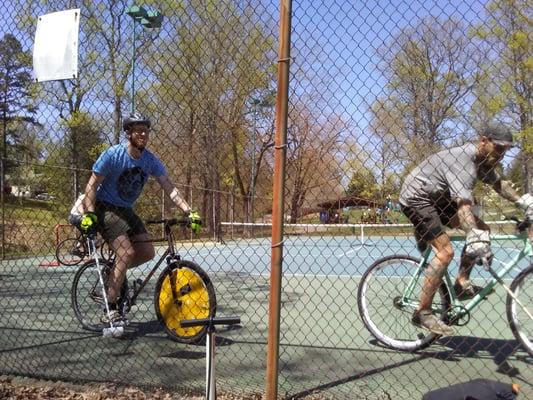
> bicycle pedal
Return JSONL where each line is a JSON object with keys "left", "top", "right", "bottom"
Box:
{"left": 132, "top": 278, "right": 143, "bottom": 292}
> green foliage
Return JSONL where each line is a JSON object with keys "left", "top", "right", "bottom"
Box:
{"left": 37, "top": 112, "right": 104, "bottom": 214}
{"left": 382, "top": 18, "right": 479, "bottom": 147}
{"left": 346, "top": 168, "right": 378, "bottom": 200}
{"left": 0, "top": 34, "right": 40, "bottom": 172}
{"left": 144, "top": 0, "right": 276, "bottom": 226}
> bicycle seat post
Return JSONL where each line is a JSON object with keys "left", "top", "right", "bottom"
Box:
{"left": 180, "top": 316, "right": 241, "bottom": 400}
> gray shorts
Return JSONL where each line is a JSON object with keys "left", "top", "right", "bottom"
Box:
{"left": 95, "top": 201, "right": 147, "bottom": 243}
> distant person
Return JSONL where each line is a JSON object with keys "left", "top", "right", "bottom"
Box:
{"left": 385, "top": 195, "right": 393, "bottom": 211}
{"left": 399, "top": 124, "right": 533, "bottom": 335}
{"left": 78, "top": 113, "right": 201, "bottom": 326}
{"left": 362, "top": 210, "right": 369, "bottom": 224}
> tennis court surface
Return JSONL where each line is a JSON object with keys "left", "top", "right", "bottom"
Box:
{"left": 1, "top": 222, "right": 531, "bottom": 398}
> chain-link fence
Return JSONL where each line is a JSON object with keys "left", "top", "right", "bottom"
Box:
{"left": 1, "top": 0, "right": 532, "bottom": 398}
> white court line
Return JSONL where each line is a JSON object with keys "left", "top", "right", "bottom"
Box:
{"left": 334, "top": 246, "right": 362, "bottom": 257}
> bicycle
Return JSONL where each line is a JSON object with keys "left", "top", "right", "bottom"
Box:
{"left": 357, "top": 216, "right": 533, "bottom": 356}
{"left": 56, "top": 231, "right": 114, "bottom": 266}
{"left": 71, "top": 218, "right": 217, "bottom": 343}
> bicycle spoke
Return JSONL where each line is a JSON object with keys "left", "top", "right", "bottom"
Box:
{"left": 507, "top": 266, "right": 533, "bottom": 356}
{"left": 358, "top": 255, "right": 446, "bottom": 351}
{"left": 56, "top": 237, "right": 86, "bottom": 266}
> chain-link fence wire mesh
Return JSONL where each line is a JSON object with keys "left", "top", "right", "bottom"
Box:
{"left": 1, "top": 0, "right": 532, "bottom": 398}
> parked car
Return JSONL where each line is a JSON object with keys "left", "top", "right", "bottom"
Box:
{"left": 36, "top": 193, "right": 56, "bottom": 201}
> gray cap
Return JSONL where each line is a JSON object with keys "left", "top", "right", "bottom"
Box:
{"left": 482, "top": 124, "right": 513, "bottom": 146}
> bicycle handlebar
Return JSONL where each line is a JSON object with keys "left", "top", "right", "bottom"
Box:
{"left": 502, "top": 215, "right": 531, "bottom": 233}
{"left": 145, "top": 218, "right": 190, "bottom": 226}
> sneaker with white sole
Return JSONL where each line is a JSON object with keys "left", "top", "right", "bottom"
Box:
{"left": 453, "top": 282, "right": 495, "bottom": 300}
{"left": 101, "top": 309, "right": 125, "bottom": 327}
{"left": 412, "top": 309, "right": 454, "bottom": 336}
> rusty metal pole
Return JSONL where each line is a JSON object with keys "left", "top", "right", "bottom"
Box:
{"left": 265, "top": 0, "right": 292, "bottom": 399}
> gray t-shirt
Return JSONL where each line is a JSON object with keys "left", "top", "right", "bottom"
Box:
{"left": 399, "top": 143, "right": 500, "bottom": 208}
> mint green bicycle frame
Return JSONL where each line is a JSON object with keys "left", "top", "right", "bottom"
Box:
{"left": 401, "top": 232, "right": 533, "bottom": 320}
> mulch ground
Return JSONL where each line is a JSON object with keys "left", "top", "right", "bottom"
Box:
{"left": 0, "top": 376, "right": 263, "bottom": 400}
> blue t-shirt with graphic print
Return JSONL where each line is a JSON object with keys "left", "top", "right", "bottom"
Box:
{"left": 93, "top": 144, "right": 166, "bottom": 208}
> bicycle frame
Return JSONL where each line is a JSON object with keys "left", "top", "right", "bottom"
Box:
{"left": 126, "top": 219, "right": 181, "bottom": 306}
{"left": 402, "top": 231, "right": 533, "bottom": 321}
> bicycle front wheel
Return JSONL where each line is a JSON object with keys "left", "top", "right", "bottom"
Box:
{"left": 357, "top": 255, "right": 450, "bottom": 351}
{"left": 71, "top": 259, "right": 113, "bottom": 332}
{"left": 154, "top": 260, "right": 216, "bottom": 344}
{"left": 507, "top": 265, "right": 533, "bottom": 357}
{"left": 56, "top": 237, "right": 86, "bottom": 266}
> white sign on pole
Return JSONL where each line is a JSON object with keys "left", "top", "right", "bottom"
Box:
{"left": 33, "top": 9, "right": 80, "bottom": 82}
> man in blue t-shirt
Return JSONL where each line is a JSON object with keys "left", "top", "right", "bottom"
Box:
{"left": 79, "top": 113, "right": 201, "bottom": 326}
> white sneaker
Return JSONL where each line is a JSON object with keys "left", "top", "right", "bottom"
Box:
{"left": 412, "top": 310, "right": 454, "bottom": 336}
{"left": 101, "top": 310, "right": 125, "bottom": 327}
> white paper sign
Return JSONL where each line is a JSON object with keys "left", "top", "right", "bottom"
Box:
{"left": 33, "top": 9, "right": 80, "bottom": 82}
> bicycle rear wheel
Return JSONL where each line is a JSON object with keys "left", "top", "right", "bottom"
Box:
{"left": 154, "top": 260, "right": 216, "bottom": 344}
{"left": 56, "top": 237, "right": 87, "bottom": 266}
{"left": 71, "top": 259, "right": 114, "bottom": 332}
{"left": 357, "top": 255, "right": 451, "bottom": 351}
{"left": 506, "top": 265, "right": 533, "bottom": 357}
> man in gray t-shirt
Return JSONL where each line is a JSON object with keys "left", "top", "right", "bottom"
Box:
{"left": 400, "top": 143, "right": 499, "bottom": 209}
{"left": 399, "top": 124, "right": 533, "bottom": 336}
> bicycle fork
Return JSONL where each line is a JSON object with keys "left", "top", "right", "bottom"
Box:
{"left": 86, "top": 236, "right": 124, "bottom": 338}
{"left": 482, "top": 260, "right": 533, "bottom": 321}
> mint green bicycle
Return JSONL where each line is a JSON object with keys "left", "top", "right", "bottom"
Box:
{"left": 357, "top": 216, "right": 533, "bottom": 356}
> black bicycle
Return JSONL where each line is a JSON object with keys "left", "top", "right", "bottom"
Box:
{"left": 56, "top": 232, "right": 114, "bottom": 266}
{"left": 70, "top": 218, "right": 217, "bottom": 343}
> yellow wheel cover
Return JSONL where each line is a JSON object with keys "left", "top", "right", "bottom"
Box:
{"left": 158, "top": 267, "right": 210, "bottom": 337}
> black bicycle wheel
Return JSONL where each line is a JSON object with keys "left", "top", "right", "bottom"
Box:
{"left": 506, "top": 265, "right": 533, "bottom": 357}
{"left": 357, "top": 255, "right": 451, "bottom": 351}
{"left": 71, "top": 259, "right": 114, "bottom": 332}
{"left": 154, "top": 260, "right": 217, "bottom": 344}
{"left": 56, "top": 237, "right": 87, "bottom": 266}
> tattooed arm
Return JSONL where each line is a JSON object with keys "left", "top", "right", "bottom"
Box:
{"left": 492, "top": 179, "right": 521, "bottom": 203}
{"left": 456, "top": 200, "right": 478, "bottom": 232}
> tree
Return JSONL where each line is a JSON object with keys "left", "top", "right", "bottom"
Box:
{"left": 285, "top": 106, "right": 346, "bottom": 223}
{"left": 39, "top": 113, "right": 104, "bottom": 216}
{"left": 379, "top": 17, "right": 481, "bottom": 151}
{"left": 5, "top": 121, "right": 44, "bottom": 198}
{"left": 473, "top": 0, "right": 533, "bottom": 192}
{"left": 84, "top": 0, "right": 163, "bottom": 143}
{"left": 16, "top": 0, "right": 161, "bottom": 197}
{"left": 148, "top": 0, "right": 276, "bottom": 231}
{"left": 346, "top": 167, "right": 378, "bottom": 200}
{"left": 0, "top": 34, "right": 39, "bottom": 173}
{"left": 368, "top": 98, "right": 424, "bottom": 197}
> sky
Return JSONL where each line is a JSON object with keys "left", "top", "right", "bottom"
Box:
{"left": 290, "top": 0, "right": 489, "bottom": 128}
{"left": 2, "top": 0, "right": 519, "bottom": 165}
{"left": 285, "top": 0, "right": 520, "bottom": 165}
